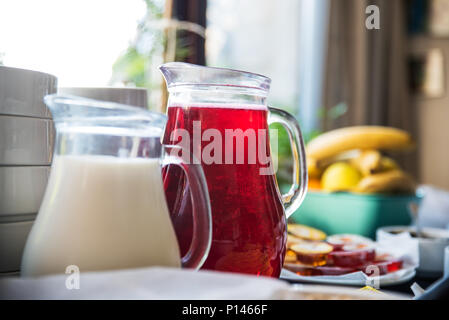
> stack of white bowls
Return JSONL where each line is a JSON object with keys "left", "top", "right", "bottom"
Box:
{"left": 0, "top": 66, "right": 57, "bottom": 274}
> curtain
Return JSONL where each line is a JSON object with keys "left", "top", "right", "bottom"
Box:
{"left": 322, "top": 0, "right": 418, "bottom": 177}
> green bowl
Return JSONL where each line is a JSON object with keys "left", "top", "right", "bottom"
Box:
{"left": 289, "top": 191, "right": 422, "bottom": 239}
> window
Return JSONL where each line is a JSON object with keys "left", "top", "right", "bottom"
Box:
{"left": 0, "top": 0, "right": 146, "bottom": 86}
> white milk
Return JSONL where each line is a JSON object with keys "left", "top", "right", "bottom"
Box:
{"left": 21, "top": 155, "right": 181, "bottom": 277}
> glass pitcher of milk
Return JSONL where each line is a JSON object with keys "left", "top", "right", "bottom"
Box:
{"left": 21, "top": 95, "right": 212, "bottom": 276}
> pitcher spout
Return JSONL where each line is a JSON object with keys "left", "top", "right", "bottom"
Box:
{"left": 159, "top": 62, "right": 196, "bottom": 88}
{"left": 159, "top": 62, "right": 271, "bottom": 94}
{"left": 43, "top": 94, "right": 167, "bottom": 137}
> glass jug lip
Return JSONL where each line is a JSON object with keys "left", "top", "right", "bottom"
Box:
{"left": 159, "top": 62, "right": 271, "bottom": 96}
{"left": 44, "top": 94, "right": 167, "bottom": 137}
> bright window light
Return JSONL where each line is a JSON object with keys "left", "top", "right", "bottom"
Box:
{"left": 0, "top": 0, "right": 146, "bottom": 86}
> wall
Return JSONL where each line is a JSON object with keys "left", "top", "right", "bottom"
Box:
{"left": 409, "top": 35, "right": 449, "bottom": 190}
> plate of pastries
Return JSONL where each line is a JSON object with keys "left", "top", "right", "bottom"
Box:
{"left": 282, "top": 224, "right": 416, "bottom": 286}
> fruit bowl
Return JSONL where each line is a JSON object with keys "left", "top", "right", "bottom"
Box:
{"left": 289, "top": 191, "right": 422, "bottom": 239}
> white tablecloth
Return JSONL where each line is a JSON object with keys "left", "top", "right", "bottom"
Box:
{"left": 0, "top": 267, "right": 289, "bottom": 300}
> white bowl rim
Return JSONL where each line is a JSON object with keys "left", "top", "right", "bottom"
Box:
{"left": 378, "top": 225, "right": 449, "bottom": 242}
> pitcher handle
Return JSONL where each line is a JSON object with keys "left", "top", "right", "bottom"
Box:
{"left": 268, "top": 107, "right": 308, "bottom": 218}
{"left": 162, "top": 146, "right": 212, "bottom": 269}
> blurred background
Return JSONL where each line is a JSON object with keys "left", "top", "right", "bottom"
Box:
{"left": 1, "top": 0, "right": 448, "bottom": 190}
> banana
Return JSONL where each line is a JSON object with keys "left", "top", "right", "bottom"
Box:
{"left": 307, "top": 157, "right": 322, "bottom": 179}
{"left": 354, "top": 169, "right": 416, "bottom": 194}
{"left": 378, "top": 156, "right": 399, "bottom": 172}
{"left": 350, "top": 150, "right": 382, "bottom": 176}
{"left": 306, "top": 126, "right": 414, "bottom": 161}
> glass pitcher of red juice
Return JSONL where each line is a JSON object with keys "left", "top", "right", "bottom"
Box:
{"left": 160, "top": 63, "right": 307, "bottom": 277}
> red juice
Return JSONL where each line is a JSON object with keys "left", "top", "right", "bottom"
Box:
{"left": 162, "top": 104, "right": 287, "bottom": 277}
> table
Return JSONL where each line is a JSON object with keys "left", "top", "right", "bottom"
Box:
{"left": 282, "top": 271, "right": 444, "bottom": 298}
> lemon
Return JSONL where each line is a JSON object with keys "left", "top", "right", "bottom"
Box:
{"left": 321, "top": 162, "right": 362, "bottom": 192}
